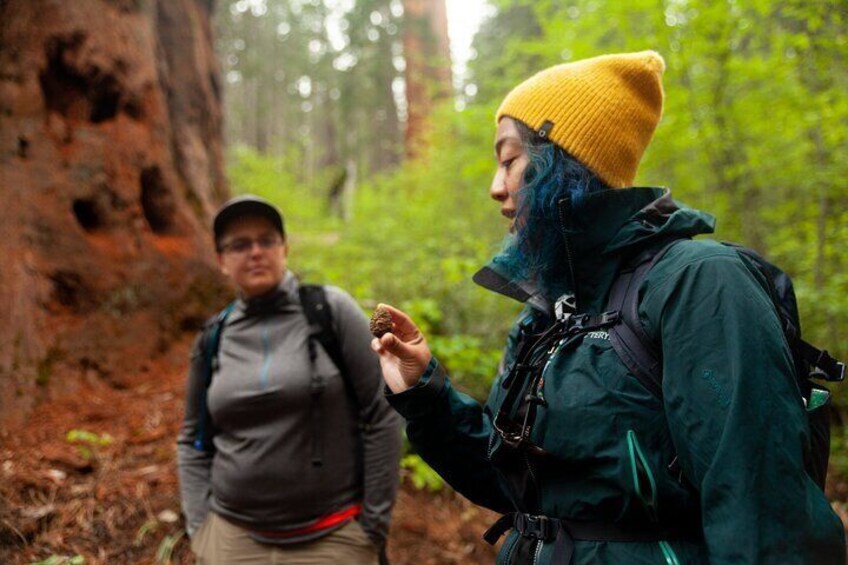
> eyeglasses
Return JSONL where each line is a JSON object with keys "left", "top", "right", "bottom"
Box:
{"left": 219, "top": 235, "right": 283, "bottom": 255}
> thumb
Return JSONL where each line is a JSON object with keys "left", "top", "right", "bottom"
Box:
{"left": 380, "top": 333, "right": 417, "bottom": 359}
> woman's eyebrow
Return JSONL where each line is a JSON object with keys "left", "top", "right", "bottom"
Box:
{"left": 495, "top": 136, "right": 521, "bottom": 158}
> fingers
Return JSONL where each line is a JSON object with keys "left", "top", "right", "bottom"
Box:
{"left": 379, "top": 332, "right": 400, "bottom": 353}
{"left": 371, "top": 334, "right": 406, "bottom": 357}
{"left": 378, "top": 332, "right": 417, "bottom": 360}
{"left": 377, "top": 303, "right": 421, "bottom": 342}
{"left": 376, "top": 303, "right": 407, "bottom": 319}
{"left": 372, "top": 334, "right": 419, "bottom": 356}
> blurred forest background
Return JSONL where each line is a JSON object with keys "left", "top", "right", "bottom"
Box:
{"left": 1, "top": 0, "right": 846, "bottom": 562}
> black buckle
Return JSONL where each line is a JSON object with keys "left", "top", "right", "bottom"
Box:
{"left": 567, "top": 314, "right": 589, "bottom": 332}
{"left": 600, "top": 310, "right": 620, "bottom": 325}
{"left": 565, "top": 311, "right": 620, "bottom": 334}
{"left": 811, "top": 350, "right": 846, "bottom": 382}
{"left": 836, "top": 362, "right": 846, "bottom": 382}
{"left": 502, "top": 362, "right": 538, "bottom": 388}
{"left": 524, "top": 392, "right": 547, "bottom": 407}
{"left": 515, "top": 514, "right": 557, "bottom": 541}
{"left": 492, "top": 414, "right": 549, "bottom": 457}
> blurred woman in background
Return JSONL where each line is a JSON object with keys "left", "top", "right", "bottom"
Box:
{"left": 178, "top": 195, "right": 401, "bottom": 565}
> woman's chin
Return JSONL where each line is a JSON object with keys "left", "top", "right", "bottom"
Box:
{"left": 240, "top": 278, "right": 277, "bottom": 298}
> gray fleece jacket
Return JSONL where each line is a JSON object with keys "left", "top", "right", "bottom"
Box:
{"left": 177, "top": 272, "right": 402, "bottom": 545}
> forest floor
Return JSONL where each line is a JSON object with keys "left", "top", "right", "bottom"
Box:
{"left": 0, "top": 336, "right": 501, "bottom": 564}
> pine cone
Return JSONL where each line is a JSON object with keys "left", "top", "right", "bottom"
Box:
{"left": 369, "top": 306, "right": 393, "bottom": 338}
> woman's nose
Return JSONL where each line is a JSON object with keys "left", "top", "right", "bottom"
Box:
{"left": 490, "top": 171, "right": 507, "bottom": 201}
{"left": 248, "top": 240, "right": 265, "bottom": 256}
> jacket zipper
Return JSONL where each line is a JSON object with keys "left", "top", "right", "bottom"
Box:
{"left": 260, "top": 318, "right": 272, "bottom": 390}
{"left": 502, "top": 531, "right": 520, "bottom": 565}
{"left": 557, "top": 196, "right": 579, "bottom": 310}
{"left": 487, "top": 426, "right": 497, "bottom": 459}
{"left": 531, "top": 538, "right": 543, "bottom": 564}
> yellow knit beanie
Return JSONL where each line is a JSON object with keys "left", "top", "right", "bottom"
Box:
{"left": 496, "top": 51, "right": 665, "bottom": 188}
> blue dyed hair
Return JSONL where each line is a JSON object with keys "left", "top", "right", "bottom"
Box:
{"left": 492, "top": 121, "right": 608, "bottom": 299}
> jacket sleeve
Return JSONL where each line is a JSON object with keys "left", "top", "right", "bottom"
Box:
{"left": 176, "top": 333, "right": 214, "bottom": 538}
{"left": 328, "top": 288, "right": 403, "bottom": 547}
{"left": 640, "top": 248, "right": 845, "bottom": 564}
{"left": 387, "top": 361, "right": 514, "bottom": 513}
{"left": 385, "top": 318, "right": 527, "bottom": 515}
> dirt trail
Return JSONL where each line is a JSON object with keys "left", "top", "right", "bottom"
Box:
{"left": 0, "top": 338, "right": 499, "bottom": 564}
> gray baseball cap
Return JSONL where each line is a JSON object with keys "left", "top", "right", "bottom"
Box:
{"left": 213, "top": 195, "right": 285, "bottom": 245}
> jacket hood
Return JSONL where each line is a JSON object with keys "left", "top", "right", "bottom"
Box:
{"left": 473, "top": 187, "right": 715, "bottom": 312}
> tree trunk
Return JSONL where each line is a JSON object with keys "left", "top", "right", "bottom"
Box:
{"left": 402, "top": 0, "right": 451, "bottom": 159}
{"left": 0, "top": 0, "right": 230, "bottom": 424}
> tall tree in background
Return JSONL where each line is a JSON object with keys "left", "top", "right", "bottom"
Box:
{"left": 337, "top": 0, "right": 405, "bottom": 178}
{"left": 467, "top": 2, "right": 542, "bottom": 105}
{"left": 216, "top": 0, "right": 406, "bottom": 189}
{"left": 0, "top": 0, "right": 229, "bottom": 423}
{"left": 401, "top": 0, "right": 451, "bottom": 158}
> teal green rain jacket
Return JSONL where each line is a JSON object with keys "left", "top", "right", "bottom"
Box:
{"left": 387, "top": 187, "right": 845, "bottom": 564}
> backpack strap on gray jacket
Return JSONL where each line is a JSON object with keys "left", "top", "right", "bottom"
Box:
{"left": 299, "top": 284, "right": 364, "bottom": 466}
{"left": 194, "top": 301, "right": 236, "bottom": 452}
{"left": 298, "top": 284, "right": 350, "bottom": 384}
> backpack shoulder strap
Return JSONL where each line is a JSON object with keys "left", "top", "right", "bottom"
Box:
{"left": 607, "top": 240, "right": 685, "bottom": 400}
{"left": 298, "top": 284, "right": 358, "bottom": 407}
{"left": 299, "top": 284, "right": 364, "bottom": 468}
{"left": 194, "top": 301, "right": 236, "bottom": 452}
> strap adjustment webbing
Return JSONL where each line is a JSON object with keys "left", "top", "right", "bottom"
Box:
{"left": 484, "top": 511, "right": 701, "bottom": 564}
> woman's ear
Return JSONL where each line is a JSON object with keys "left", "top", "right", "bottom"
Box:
{"left": 217, "top": 252, "right": 231, "bottom": 277}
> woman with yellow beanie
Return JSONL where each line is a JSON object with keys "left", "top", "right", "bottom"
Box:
{"left": 372, "top": 52, "right": 845, "bottom": 564}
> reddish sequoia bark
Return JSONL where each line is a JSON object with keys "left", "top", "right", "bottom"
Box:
{"left": 0, "top": 0, "right": 230, "bottom": 424}
{"left": 402, "top": 0, "right": 452, "bottom": 158}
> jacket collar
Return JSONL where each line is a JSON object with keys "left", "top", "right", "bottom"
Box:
{"left": 231, "top": 270, "right": 299, "bottom": 321}
{"left": 473, "top": 187, "right": 715, "bottom": 314}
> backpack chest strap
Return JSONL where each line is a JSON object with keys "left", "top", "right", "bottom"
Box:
{"left": 561, "top": 311, "right": 620, "bottom": 334}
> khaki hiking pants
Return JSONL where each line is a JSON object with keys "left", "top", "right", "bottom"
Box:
{"left": 191, "top": 511, "right": 380, "bottom": 565}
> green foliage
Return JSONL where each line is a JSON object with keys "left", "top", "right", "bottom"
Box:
{"left": 31, "top": 556, "right": 85, "bottom": 565}
{"left": 134, "top": 520, "right": 158, "bottom": 547}
{"left": 66, "top": 429, "right": 113, "bottom": 461}
{"left": 430, "top": 334, "right": 502, "bottom": 401}
{"left": 155, "top": 531, "right": 185, "bottom": 564}
{"left": 66, "top": 429, "right": 113, "bottom": 446}
{"left": 401, "top": 454, "right": 444, "bottom": 492}
{"left": 227, "top": 145, "right": 336, "bottom": 233}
